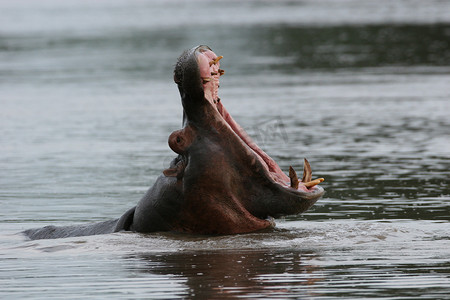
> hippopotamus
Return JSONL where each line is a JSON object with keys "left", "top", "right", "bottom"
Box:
{"left": 24, "top": 45, "right": 324, "bottom": 240}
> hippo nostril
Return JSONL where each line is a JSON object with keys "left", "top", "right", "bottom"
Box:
{"left": 176, "top": 136, "right": 181, "bottom": 143}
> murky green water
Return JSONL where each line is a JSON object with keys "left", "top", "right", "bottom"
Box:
{"left": 1, "top": 0, "right": 449, "bottom": 298}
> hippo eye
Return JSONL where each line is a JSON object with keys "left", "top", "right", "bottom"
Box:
{"left": 176, "top": 136, "right": 181, "bottom": 143}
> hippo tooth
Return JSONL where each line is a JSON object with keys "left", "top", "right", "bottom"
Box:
{"left": 209, "top": 55, "right": 223, "bottom": 66}
{"left": 302, "top": 158, "right": 312, "bottom": 183}
{"left": 219, "top": 69, "right": 225, "bottom": 76}
{"left": 304, "top": 178, "right": 325, "bottom": 188}
{"left": 202, "top": 77, "right": 212, "bottom": 84}
{"left": 289, "top": 166, "right": 299, "bottom": 189}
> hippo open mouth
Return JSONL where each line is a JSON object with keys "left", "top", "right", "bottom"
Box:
{"left": 23, "top": 45, "right": 325, "bottom": 240}
{"left": 166, "top": 45, "right": 325, "bottom": 234}
{"left": 174, "top": 46, "right": 324, "bottom": 197}
{"left": 200, "top": 48, "right": 324, "bottom": 194}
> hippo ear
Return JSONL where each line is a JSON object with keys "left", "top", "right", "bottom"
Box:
{"left": 163, "top": 168, "right": 178, "bottom": 177}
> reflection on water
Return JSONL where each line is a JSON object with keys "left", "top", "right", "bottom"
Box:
{"left": 1, "top": 0, "right": 449, "bottom": 298}
{"left": 135, "top": 249, "right": 320, "bottom": 299}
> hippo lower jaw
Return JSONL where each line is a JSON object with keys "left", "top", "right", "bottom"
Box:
{"left": 218, "top": 101, "right": 325, "bottom": 202}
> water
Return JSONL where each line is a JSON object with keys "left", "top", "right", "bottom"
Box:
{"left": 1, "top": 0, "right": 449, "bottom": 298}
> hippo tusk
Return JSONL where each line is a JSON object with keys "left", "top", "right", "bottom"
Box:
{"left": 289, "top": 166, "right": 299, "bottom": 189}
{"left": 302, "top": 158, "right": 312, "bottom": 183}
{"left": 300, "top": 158, "right": 324, "bottom": 188}
{"left": 209, "top": 55, "right": 223, "bottom": 66}
{"left": 291, "top": 162, "right": 324, "bottom": 190}
{"left": 303, "top": 178, "right": 325, "bottom": 188}
{"left": 202, "top": 77, "right": 212, "bottom": 84}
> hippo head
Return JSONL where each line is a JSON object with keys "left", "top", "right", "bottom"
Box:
{"left": 165, "top": 45, "right": 324, "bottom": 234}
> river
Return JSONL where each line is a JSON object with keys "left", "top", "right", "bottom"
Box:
{"left": 1, "top": 0, "right": 449, "bottom": 298}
